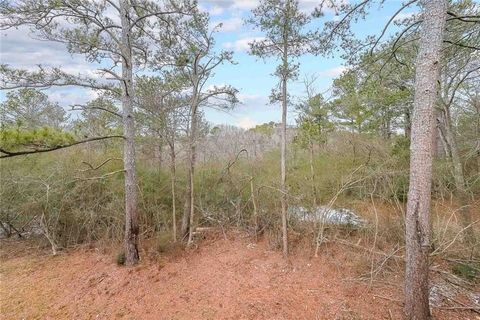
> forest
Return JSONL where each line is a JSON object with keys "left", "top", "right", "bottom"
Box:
{"left": 0, "top": 0, "right": 479, "bottom": 319}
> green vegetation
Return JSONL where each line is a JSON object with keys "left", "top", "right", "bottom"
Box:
{"left": 451, "top": 261, "right": 480, "bottom": 282}
{"left": 1, "top": 130, "right": 476, "bottom": 254}
{"left": 0, "top": 126, "right": 76, "bottom": 151}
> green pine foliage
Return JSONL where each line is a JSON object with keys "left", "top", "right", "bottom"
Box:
{"left": 0, "top": 126, "right": 76, "bottom": 151}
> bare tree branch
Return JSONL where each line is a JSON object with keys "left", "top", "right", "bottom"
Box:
{"left": 0, "top": 135, "right": 124, "bottom": 159}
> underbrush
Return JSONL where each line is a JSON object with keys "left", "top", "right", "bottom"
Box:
{"left": 0, "top": 134, "right": 478, "bottom": 272}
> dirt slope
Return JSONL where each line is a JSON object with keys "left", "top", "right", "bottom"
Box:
{"left": 0, "top": 235, "right": 476, "bottom": 320}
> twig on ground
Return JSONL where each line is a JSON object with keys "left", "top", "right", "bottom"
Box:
{"left": 330, "top": 238, "right": 404, "bottom": 260}
{"left": 373, "top": 294, "right": 402, "bottom": 304}
{"left": 432, "top": 306, "right": 480, "bottom": 314}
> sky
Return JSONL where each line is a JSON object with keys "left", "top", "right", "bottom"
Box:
{"left": 0, "top": 0, "right": 418, "bottom": 129}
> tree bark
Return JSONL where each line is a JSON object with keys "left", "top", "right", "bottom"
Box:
{"left": 186, "top": 104, "right": 198, "bottom": 246}
{"left": 405, "top": 0, "right": 447, "bottom": 319}
{"left": 181, "top": 169, "right": 191, "bottom": 240}
{"left": 476, "top": 99, "right": 480, "bottom": 173}
{"left": 158, "top": 141, "right": 163, "bottom": 172}
{"left": 309, "top": 140, "right": 318, "bottom": 207}
{"left": 120, "top": 0, "right": 139, "bottom": 266}
{"left": 280, "top": 63, "right": 288, "bottom": 258}
{"left": 170, "top": 141, "right": 177, "bottom": 242}
{"left": 405, "top": 106, "right": 412, "bottom": 139}
{"left": 437, "top": 117, "right": 451, "bottom": 159}
{"left": 250, "top": 177, "right": 259, "bottom": 240}
{"left": 182, "top": 74, "right": 200, "bottom": 245}
{"left": 119, "top": 0, "right": 139, "bottom": 265}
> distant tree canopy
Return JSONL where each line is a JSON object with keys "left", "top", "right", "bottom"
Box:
{"left": 249, "top": 122, "right": 277, "bottom": 136}
{"left": 329, "top": 56, "right": 411, "bottom": 138}
{"left": 72, "top": 97, "right": 122, "bottom": 138}
{"left": 296, "top": 93, "right": 334, "bottom": 148}
{"left": 1, "top": 88, "right": 68, "bottom": 130}
{"left": 0, "top": 88, "right": 75, "bottom": 154}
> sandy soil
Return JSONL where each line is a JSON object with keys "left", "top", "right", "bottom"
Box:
{"left": 0, "top": 234, "right": 477, "bottom": 320}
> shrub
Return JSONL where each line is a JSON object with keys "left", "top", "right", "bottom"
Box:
{"left": 116, "top": 252, "right": 126, "bottom": 266}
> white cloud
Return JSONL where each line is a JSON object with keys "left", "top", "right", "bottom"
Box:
{"left": 0, "top": 26, "right": 110, "bottom": 108}
{"left": 198, "top": 3, "right": 224, "bottom": 16}
{"left": 198, "top": 0, "right": 258, "bottom": 12}
{"left": 298, "top": 0, "right": 320, "bottom": 13}
{"left": 49, "top": 88, "right": 92, "bottom": 106}
{"left": 223, "top": 36, "right": 265, "bottom": 53}
{"left": 233, "top": 94, "right": 270, "bottom": 116}
{"left": 236, "top": 116, "right": 257, "bottom": 129}
{"left": 210, "top": 5, "right": 225, "bottom": 15}
{"left": 62, "top": 66, "right": 104, "bottom": 80}
{"left": 319, "top": 66, "right": 347, "bottom": 77}
{"left": 307, "top": 0, "right": 349, "bottom": 14}
{"left": 393, "top": 12, "right": 419, "bottom": 22}
{"left": 0, "top": 27, "right": 101, "bottom": 78}
{"left": 238, "top": 93, "right": 262, "bottom": 104}
{"left": 212, "top": 17, "right": 243, "bottom": 33}
{"left": 233, "top": 0, "right": 259, "bottom": 10}
{"left": 200, "top": 0, "right": 346, "bottom": 14}
{"left": 332, "top": 14, "right": 342, "bottom": 22}
{"left": 206, "top": 83, "right": 228, "bottom": 91}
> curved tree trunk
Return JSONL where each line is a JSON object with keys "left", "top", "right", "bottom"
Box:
{"left": 120, "top": 0, "right": 139, "bottom": 266}
{"left": 405, "top": 0, "right": 447, "bottom": 318}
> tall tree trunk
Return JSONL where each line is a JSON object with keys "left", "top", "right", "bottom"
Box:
{"left": 405, "top": 0, "right": 447, "bottom": 318}
{"left": 476, "top": 101, "right": 480, "bottom": 173}
{"left": 182, "top": 75, "right": 200, "bottom": 245}
{"left": 170, "top": 141, "right": 177, "bottom": 242}
{"left": 309, "top": 140, "right": 318, "bottom": 207}
{"left": 441, "top": 105, "right": 474, "bottom": 242}
{"left": 187, "top": 105, "right": 198, "bottom": 245}
{"left": 280, "top": 71, "right": 288, "bottom": 258}
{"left": 120, "top": 0, "right": 139, "bottom": 265}
{"left": 437, "top": 117, "right": 451, "bottom": 159}
{"left": 404, "top": 105, "right": 412, "bottom": 138}
{"left": 158, "top": 141, "right": 163, "bottom": 172}
{"left": 250, "top": 177, "right": 258, "bottom": 239}
{"left": 181, "top": 169, "right": 191, "bottom": 240}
